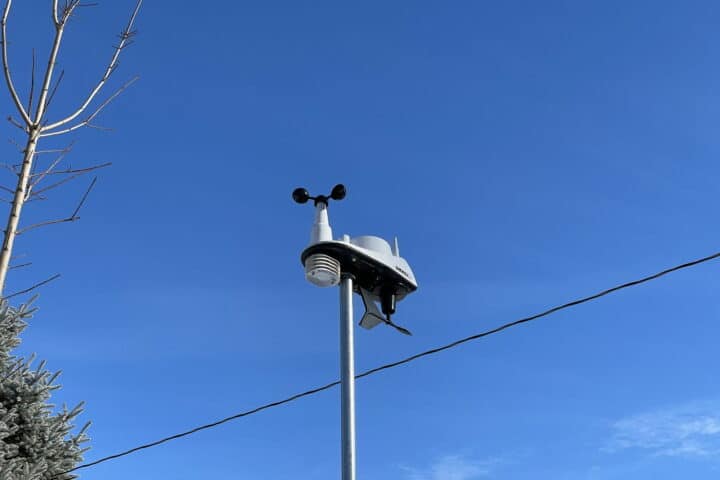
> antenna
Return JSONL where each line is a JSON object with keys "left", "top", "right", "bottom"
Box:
{"left": 293, "top": 183, "right": 418, "bottom": 480}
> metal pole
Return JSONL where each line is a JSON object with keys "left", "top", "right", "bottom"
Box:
{"left": 339, "top": 275, "right": 356, "bottom": 480}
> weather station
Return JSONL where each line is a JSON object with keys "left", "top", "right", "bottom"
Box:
{"left": 293, "top": 184, "right": 418, "bottom": 480}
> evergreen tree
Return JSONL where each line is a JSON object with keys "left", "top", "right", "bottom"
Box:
{"left": 0, "top": 299, "right": 88, "bottom": 480}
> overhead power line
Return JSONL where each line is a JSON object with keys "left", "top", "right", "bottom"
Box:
{"left": 60, "top": 250, "right": 720, "bottom": 476}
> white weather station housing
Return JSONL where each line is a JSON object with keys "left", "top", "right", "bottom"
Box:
{"left": 294, "top": 183, "right": 418, "bottom": 334}
{"left": 293, "top": 184, "right": 418, "bottom": 480}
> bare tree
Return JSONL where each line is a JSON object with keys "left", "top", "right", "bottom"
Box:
{"left": 0, "top": 0, "right": 141, "bottom": 297}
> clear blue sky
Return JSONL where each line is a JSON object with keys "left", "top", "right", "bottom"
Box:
{"left": 5, "top": 1, "right": 720, "bottom": 478}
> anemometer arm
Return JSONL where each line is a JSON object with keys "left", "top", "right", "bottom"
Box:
{"left": 293, "top": 184, "right": 346, "bottom": 206}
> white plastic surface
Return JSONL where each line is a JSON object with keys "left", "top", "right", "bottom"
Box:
{"left": 305, "top": 253, "right": 341, "bottom": 287}
{"left": 310, "top": 203, "right": 333, "bottom": 244}
{"left": 350, "top": 236, "right": 392, "bottom": 256}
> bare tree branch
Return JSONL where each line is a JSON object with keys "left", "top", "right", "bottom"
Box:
{"left": 41, "top": 75, "right": 138, "bottom": 137}
{"left": 41, "top": 0, "right": 141, "bottom": 132}
{"left": 4, "top": 273, "right": 60, "bottom": 300}
{"left": 30, "top": 170, "right": 84, "bottom": 197}
{"left": 59, "top": 0, "right": 82, "bottom": 25}
{"left": 19, "top": 177, "right": 96, "bottom": 235}
{"left": 43, "top": 69, "right": 64, "bottom": 114}
{"left": 70, "top": 176, "right": 95, "bottom": 217}
{"left": 85, "top": 122, "right": 112, "bottom": 132}
{"left": 69, "top": 2, "right": 99, "bottom": 16}
{"left": 16, "top": 216, "right": 76, "bottom": 233}
{"left": 52, "top": 0, "right": 60, "bottom": 27}
{"left": 27, "top": 48, "right": 35, "bottom": 114}
{"left": 31, "top": 161, "right": 110, "bottom": 178}
{"left": 7, "top": 115, "right": 25, "bottom": 130}
{"left": 0, "top": 0, "right": 31, "bottom": 126}
{"left": 28, "top": 143, "right": 73, "bottom": 188}
{"left": 26, "top": 159, "right": 63, "bottom": 200}
{"left": 32, "top": 2, "right": 72, "bottom": 126}
{"left": 9, "top": 261, "right": 30, "bottom": 270}
{"left": 34, "top": 148, "right": 70, "bottom": 155}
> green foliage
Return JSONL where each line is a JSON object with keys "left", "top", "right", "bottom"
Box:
{"left": 0, "top": 299, "right": 88, "bottom": 480}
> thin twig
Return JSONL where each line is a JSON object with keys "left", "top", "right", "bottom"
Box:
{"left": 43, "top": 69, "right": 64, "bottom": 113}
{"left": 7, "top": 115, "right": 25, "bottom": 130}
{"left": 70, "top": 176, "right": 95, "bottom": 217}
{"left": 18, "top": 177, "right": 96, "bottom": 234}
{"left": 9, "top": 261, "right": 30, "bottom": 270}
{"left": 4, "top": 273, "right": 60, "bottom": 300}
{"left": 16, "top": 217, "right": 77, "bottom": 234}
{"left": 41, "top": 76, "right": 138, "bottom": 137}
{"left": 25, "top": 194, "right": 47, "bottom": 203}
{"left": 34, "top": 148, "right": 70, "bottom": 155}
{"left": 31, "top": 161, "right": 111, "bottom": 177}
{"left": 27, "top": 48, "right": 35, "bottom": 114}
{"left": 85, "top": 122, "right": 112, "bottom": 131}
{"left": 28, "top": 144, "right": 73, "bottom": 189}
{"left": 30, "top": 171, "right": 80, "bottom": 196}
{"left": 59, "top": 0, "right": 82, "bottom": 24}
{"left": 74, "top": 2, "right": 99, "bottom": 11}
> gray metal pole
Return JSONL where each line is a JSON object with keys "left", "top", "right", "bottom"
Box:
{"left": 339, "top": 275, "right": 356, "bottom": 480}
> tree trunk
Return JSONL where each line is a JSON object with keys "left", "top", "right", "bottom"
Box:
{"left": 0, "top": 131, "right": 39, "bottom": 295}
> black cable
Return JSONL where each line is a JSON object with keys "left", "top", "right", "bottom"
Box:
{"left": 60, "top": 250, "right": 720, "bottom": 476}
{"left": 64, "top": 379, "right": 342, "bottom": 473}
